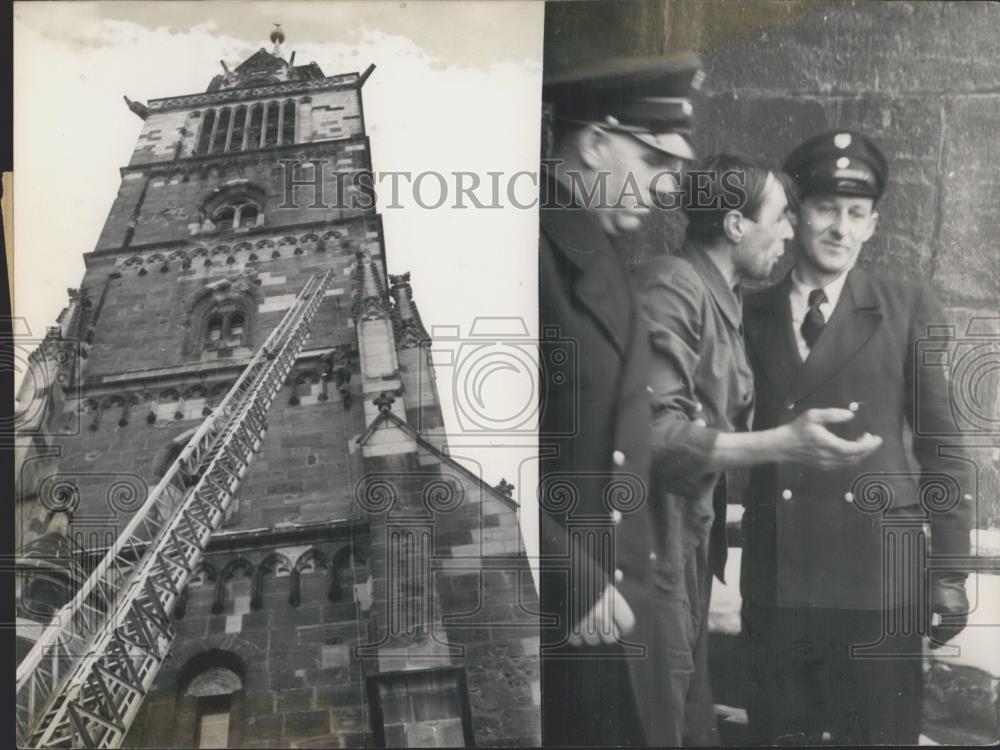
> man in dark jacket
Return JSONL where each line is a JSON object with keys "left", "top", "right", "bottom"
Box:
{"left": 741, "top": 130, "right": 975, "bottom": 744}
{"left": 634, "top": 153, "right": 883, "bottom": 744}
{"left": 538, "top": 54, "right": 703, "bottom": 747}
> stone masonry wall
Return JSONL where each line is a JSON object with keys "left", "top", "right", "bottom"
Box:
{"left": 358, "top": 438, "right": 541, "bottom": 747}
{"left": 96, "top": 138, "right": 373, "bottom": 251}
{"left": 129, "top": 86, "right": 364, "bottom": 166}
{"left": 125, "top": 529, "right": 372, "bottom": 748}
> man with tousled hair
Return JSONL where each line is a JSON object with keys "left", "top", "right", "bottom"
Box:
{"left": 634, "top": 152, "right": 882, "bottom": 744}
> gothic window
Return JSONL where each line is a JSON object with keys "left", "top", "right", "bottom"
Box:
{"left": 210, "top": 108, "right": 232, "bottom": 153}
{"left": 210, "top": 198, "right": 260, "bottom": 233}
{"left": 246, "top": 104, "right": 263, "bottom": 149}
{"left": 264, "top": 101, "right": 280, "bottom": 147}
{"left": 229, "top": 106, "right": 247, "bottom": 152}
{"left": 228, "top": 312, "right": 245, "bottom": 339}
{"left": 196, "top": 109, "right": 216, "bottom": 155}
{"left": 201, "top": 304, "right": 249, "bottom": 350}
{"left": 238, "top": 204, "right": 258, "bottom": 228}
{"left": 281, "top": 99, "right": 297, "bottom": 144}
{"left": 207, "top": 314, "right": 223, "bottom": 342}
{"left": 212, "top": 207, "right": 235, "bottom": 231}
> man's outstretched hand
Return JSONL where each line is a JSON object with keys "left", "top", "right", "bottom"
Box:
{"left": 780, "top": 408, "right": 883, "bottom": 469}
{"left": 568, "top": 583, "right": 635, "bottom": 647}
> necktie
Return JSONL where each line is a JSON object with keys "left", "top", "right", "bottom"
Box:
{"left": 801, "top": 288, "right": 828, "bottom": 349}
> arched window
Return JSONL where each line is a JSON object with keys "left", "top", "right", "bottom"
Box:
{"left": 196, "top": 109, "right": 216, "bottom": 155}
{"left": 210, "top": 107, "right": 231, "bottom": 153}
{"left": 210, "top": 198, "right": 260, "bottom": 233}
{"left": 177, "top": 652, "right": 245, "bottom": 749}
{"left": 212, "top": 207, "right": 235, "bottom": 232}
{"left": 199, "top": 302, "right": 251, "bottom": 352}
{"left": 238, "top": 205, "right": 257, "bottom": 228}
{"left": 207, "top": 315, "right": 223, "bottom": 341}
{"left": 228, "top": 312, "right": 245, "bottom": 339}
{"left": 229, "top": 106, "right": 247, "bottom": 152}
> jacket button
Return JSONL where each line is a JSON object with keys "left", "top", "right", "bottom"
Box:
{"left": 786, "top": 402, "right": 795, "bottom": 411}
{"left": 646, "top": 385, "right": 654, "bottom": 394}
{"left": 781, "top": 489, "right": 793, "bottom": 500}
{"left": 844, "top": 492, "right": 854, "bottom": 503}
{"left": 694, "top": 402, "right": 703, "bottom": 412}
{"left": 614, "top": 568, "right": 624, "bottom": 583}
{"left": 611, "top": 509, "right": 622, "bottom": 524}
{"left": 612, "top": 450, "right": 626, "bottom": 467}
{"left": 649, "top": 551, "right": 657, "bottom": 561}
{"left": 693, "top": 418, "right": 707, "bottom": 427}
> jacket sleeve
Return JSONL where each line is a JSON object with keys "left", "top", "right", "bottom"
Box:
{"left": 905, "top": 284, "right": 974, "bottom": 563}
{"left": 636, "top": 263, "right": 720, "bottom": 498}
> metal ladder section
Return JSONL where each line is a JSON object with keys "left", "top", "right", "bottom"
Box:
{"left": 16, "top": 269, "right": 337, "bottom": 748}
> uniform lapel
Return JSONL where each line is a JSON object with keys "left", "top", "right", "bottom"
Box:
{"left": 540, "top": 176, "right": 629, "bottom": 356}
{"left": 747, "top": 273, "right": 799, "bottom": 396}
{"left": 794, "top": 268, "right": 882, "bottom": 402}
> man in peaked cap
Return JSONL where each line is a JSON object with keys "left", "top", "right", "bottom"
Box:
{"left": 537, "top": 53, "right": 703, "bottom": 746}
{"left": 740, "top": 129, "right": 975, "bottom": 744}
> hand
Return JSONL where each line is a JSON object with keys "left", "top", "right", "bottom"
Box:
{"left": 568, "top": 583, "right": 635, "bottom": 647}
{"left": 779, "top": 408, "right": 883, "bottom": 469}
{"left": 929, "top": 575, "right": 969, "bottom": 648}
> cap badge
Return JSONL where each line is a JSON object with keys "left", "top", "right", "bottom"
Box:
{"left": 834, "top": 132, "right": 853, "bottom": 149}
{"left": 836, "top": 156, "right": 851, "bottom": 169}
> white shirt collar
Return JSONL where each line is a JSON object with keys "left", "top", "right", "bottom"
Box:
{"left": 789, "top": 266, "right": 850, "bottom": 313}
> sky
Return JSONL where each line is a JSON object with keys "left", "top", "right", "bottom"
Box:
{"left": 13, "top": 1, "right": 545, "bottom": 567}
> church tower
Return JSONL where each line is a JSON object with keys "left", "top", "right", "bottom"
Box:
{"left": 15, "top": 30, "right": 540, "bottom": 748}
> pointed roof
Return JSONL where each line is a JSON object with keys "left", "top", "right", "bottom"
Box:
{"left": 389, "top": 272, "right": 430, "bottom": 348}
{"left": 207, "top": 45, "right": 326, "bottom": 93}
{"left": 356, "top": 408, "right": 520, "bottom": 512}
{"left": 351, "top": 250, "right": 392, "bottom": 322}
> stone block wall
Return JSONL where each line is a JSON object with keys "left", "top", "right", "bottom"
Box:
{"left": 96, "top": 138, "right": 374, "bottom": 251}
{"left": 124, "top": 527, "right": 372, "bottom": 748}
{"left": 129, "top": 86, "right": 363, "bottom": 166}
{"left": 357, "top": 438, "right": 541, "bottom": 747}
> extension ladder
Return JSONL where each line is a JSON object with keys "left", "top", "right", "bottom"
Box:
{"left": 16, "top": 269, "right": 336, "bottom": 748}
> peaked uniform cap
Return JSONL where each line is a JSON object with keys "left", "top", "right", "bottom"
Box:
{"left": 783, "top": 129, "right": 889, "bottom": 200}
{"left": 543, "top": 53, "right": 704, "bottom": 160}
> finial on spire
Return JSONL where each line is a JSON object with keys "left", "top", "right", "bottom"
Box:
{"left": 270, "top": 23, "right": 285, "bottom": 55}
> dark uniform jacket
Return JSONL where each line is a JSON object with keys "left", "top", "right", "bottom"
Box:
{"left": 538, "top": 175, "right": 660, "bottom": 743}
{"left": 741, "top": 268, "right": 974, "bottom": 610}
